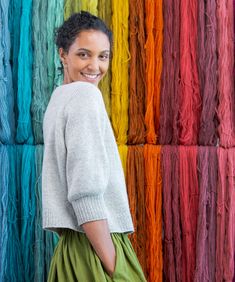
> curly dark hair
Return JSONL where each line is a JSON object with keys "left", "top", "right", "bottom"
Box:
{"left": 55, "top": 11, "right": 113, "bottom": 53}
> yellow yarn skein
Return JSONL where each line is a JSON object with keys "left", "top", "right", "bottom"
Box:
{"left": 98, "top": 0, "right": 112, "bottom": 118}
{"left": 81, "top": 0, "right": 98, "bottom": 15}
{"left": 64, "top": 0, "right": 81, "bottom": 20}
{"left": 118, "top": 144, "right": 128, "bottom": 177}
{"left": 111, "top": 0, "right": 130, "bottom": 145}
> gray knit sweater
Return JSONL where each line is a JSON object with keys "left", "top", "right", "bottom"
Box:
{"left": 42, "top": 82, "right": 134, "bottom": 234}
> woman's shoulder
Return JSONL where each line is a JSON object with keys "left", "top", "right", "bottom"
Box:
{"left": 55, "top": 81, "right": 101, "bottom": 98}
{"left": 48, "top": 81, "right": 102, "bottom": 112}
{"left": 61, "top": 82, "right": 105, "bottom": 118}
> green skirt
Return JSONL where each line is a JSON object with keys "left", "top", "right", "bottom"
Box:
{"left": 48, "top": 229, "right": 146, "bottom": 282}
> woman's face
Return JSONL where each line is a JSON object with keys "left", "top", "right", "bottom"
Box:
{"left": 60, "top": 29, "right": 110, "bottom": 86}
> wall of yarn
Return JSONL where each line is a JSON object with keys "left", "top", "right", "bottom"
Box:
{"left": 0, "top": 0, "right": 235, "bottom": 282}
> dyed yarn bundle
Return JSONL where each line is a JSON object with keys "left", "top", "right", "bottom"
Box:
{"left": 161, "top": 146, "right": 181, "bottom": 281}
{"left": 179, "top": 146, "right": 199, "bottom": 281}
{"left": 0, "top": 0, "right": 14, "bottom": 144}
{"left": 32, "top": 0, "right": 49, "bottom": 144}
{"left": 111, "top": 0, "right": 129, "bottom": 145}
{"left": 144, "top": 145, "right": 163, "bottom": 281}
{"left": 217, "top": 1, "right": 235, "bottom": 148}
{"left": 0, "top": 0, "right": 235, "bottom": 281}
{"left": 179, "top": 0, "right": 201, "bottom": 145}
{"left": 16, "top": 0, "right": 34, "bottom": 144}
{"left": 159, "top": 0, "right": 180, "bottom": 144}
{"left": 194, "top": 147, "right": 217, "bottom": 282}
{"left": 98, "top": 0, "right": 112, "bottom": 117}
{"left": 126, "top": 146, "right": 146, "bottom": 273}
{"left": 128, "top": 0, "right": 145, "bottom": 145}
{"left": 198, "top": 0, "right": 217, "bottom": 145}
{"left": 216, "top": 148, "right": 235, "bottom": 281}
{"left": 144, "top": 0, "right": 163, "bottom": 144}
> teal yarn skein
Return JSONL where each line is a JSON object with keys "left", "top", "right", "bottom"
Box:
{"left": 0, "top": 0, "right": 15, "bottom": 144}
{"left": 34, "top": 145, "right": 45, "bottom": 281}
{"left": 47, "top": 0, "right": 64, "bottom": 92}
{"left": 18, "top": 145, "right": 36, "bottom": 281}
{"left": 32, "top": 0, "right": 49, "bottom": 144}
{"left": 16, "top": 0, "right": 34, "bottom": 144}
{"left": 0, "top": 146, "right": 9, "bottom": 281}
{"left": 31, "top": 0, "right": 64, "bottom": 144}
{"left": 53, "top": 0, "right": 64, "bottom": 88}
{"left": 8, "top": 0, "right": 22, "bottom": 105}
{"left": 7, "top": 145, "right": 24, "bottom": 282}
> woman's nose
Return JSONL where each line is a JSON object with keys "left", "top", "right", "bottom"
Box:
{"left": 87, "top": 58, "right": 99, "bottom": 71}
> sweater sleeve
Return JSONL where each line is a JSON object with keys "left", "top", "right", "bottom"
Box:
{"left": 64, "top": 86, "right": 109, "bottom": 226}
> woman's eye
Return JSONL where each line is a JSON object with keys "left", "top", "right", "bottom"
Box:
{"left": 99, "top": 54, "right": 110, "bottom": 60}
{"left": 78, "top": 53, "right": 88, "bottom": 58}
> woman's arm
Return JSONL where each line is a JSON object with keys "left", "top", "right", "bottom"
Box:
{"left": 82, "top": 219, "right": 116, "bottom": 277}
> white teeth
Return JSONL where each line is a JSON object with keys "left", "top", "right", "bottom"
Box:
{"left": 82, "top": 73, "right": 99, "bottom": 79}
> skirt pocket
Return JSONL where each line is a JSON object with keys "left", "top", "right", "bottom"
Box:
{"left": 47, "top": 230, "right": 146, "bottom": 282}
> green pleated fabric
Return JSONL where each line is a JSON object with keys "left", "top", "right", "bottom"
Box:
{"left": 48, "top": 230, "right": 146, "bottom": 282}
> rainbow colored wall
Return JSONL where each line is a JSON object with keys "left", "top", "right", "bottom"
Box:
{"left": 0, "top": 0, "right": 235, "bottom": 281}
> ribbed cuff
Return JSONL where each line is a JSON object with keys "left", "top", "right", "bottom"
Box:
{"left": 72, "top": 195, "right": 107, "bottom": 226}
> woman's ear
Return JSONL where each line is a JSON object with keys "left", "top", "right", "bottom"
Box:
{"left": 59, "top": 48, "right": 67, "bottom": 66}
{"left": 59, "top": 47, "right": 72, "bottom": 84}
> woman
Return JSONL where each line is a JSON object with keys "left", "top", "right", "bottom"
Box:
{"left": 42, "top": 11, "right": 146, "bottom": 281}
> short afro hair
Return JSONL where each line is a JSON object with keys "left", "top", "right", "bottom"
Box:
{"left": 55, "top": 11, "right": 113, "bottom": 53}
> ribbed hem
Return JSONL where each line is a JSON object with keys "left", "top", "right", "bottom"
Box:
{"left": 72, "top": 195, "right": 107, "bottom": 226}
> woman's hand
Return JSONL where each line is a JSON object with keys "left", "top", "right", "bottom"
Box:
{"left": 82, "top": 219, "right": 116, "bottom": 277}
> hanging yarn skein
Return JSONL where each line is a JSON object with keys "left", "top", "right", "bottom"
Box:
{"left": 161, "top": 145, "right": 182, "bottom": 281}
{"left": 8, "top": 0, "right": 22, "bottom": 100}
{"left": 31, "top": 0, "right": 49, "bottom": 144}
{"left": 47, "top": 0, "right": 56, "bottom": 94}
{"left": 134, "top": 146, "right": 146, "bottom": 275}
{"left": 229, "top": 150, "right": 235, "bottom": 282}
{"left": 126, "top": 147, "right": 138, "bottom": 252}
{"left": 144, "top": 145, "right": 163, "bottom": 282}
{"left": 0, "top": 0, "right": 15, "bottom": 144}
{"left": 216, "top": 148, "right": 226, "bottom": 281}
{"left": 98, "top": 0, "right": 112, "bottom": 117}
{"left": 126, "top": 146, "right": 146, "bottom": 275}
{"left": 217, "top": 0, "right": 235, "bottom": 148}
{"left": 144, "top": 0, "right": 155, "bottom": 144}
{"left": 7, "top": 145, "right": 24, "bottom": 282}
{"left": 0, "top": 146, "right": 9, "bottom": 281}
{"left": 16, "top": 0, "right": 34, "bottom": 144}
{"left": 117, "top": 144, "right": 128, "bottom": 177}
{"left": 161, "top": 145, "right": 176, "bottom": 281}
{"left": 198, "top": 0, "right": 218, "bottom": 145}
{"left": 128, "top": 0, "right": 146, "bottom": 145}
{"left": 64, "top": 0, "right": 81, "bottom": 20}
{"left": 233, "top": 1, "right": 235, "bottom": 268}
{"left": 47, "top": 0, "right": 64, "bottom": 93}
{"left": 18, "top": 145, "right": 36, "bottom": 282}
{"left": 53, "top": 0, "right": 64, "bottom": 88}
{"left": 81, "top": 0, "right": 98, "bottom": 15}
{"left": 194, "top": 147, "right": 217, "bottom": 282}
{"left": 153, "top": 0, "right": 163, "bottom": 143}
{"left": 159, "top": 0, "right": 180, "bottom": 145}
{"left": 179, "top": 0, "right": 201, "bottom": 145}
{"left": 111, "top": 0, "right": 130, "bottom": 145}
{"left": 34, "top": 145, "right": 45, "bottom": 282}
{"left": 179, "top": 146, "right": 199, "bottom": 282}
{"left": 216, "top": 148, "right": 235, "bottom": 281}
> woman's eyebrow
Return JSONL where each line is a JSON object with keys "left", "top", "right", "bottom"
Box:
{"left": 100, "top": 50, "right": 110, "bottom": 53}
{"left": 76, "top": 48, "right": 91, "bottom": 52}
{"left": 77, "top": 48, "right": 110, "bottom": 54}
{"left": 76, "top": 48, "right": 110, "bottom": 53}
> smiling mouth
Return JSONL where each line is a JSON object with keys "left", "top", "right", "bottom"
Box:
{"left": 81, "top": 73, "right": 100, "bottom": 79}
